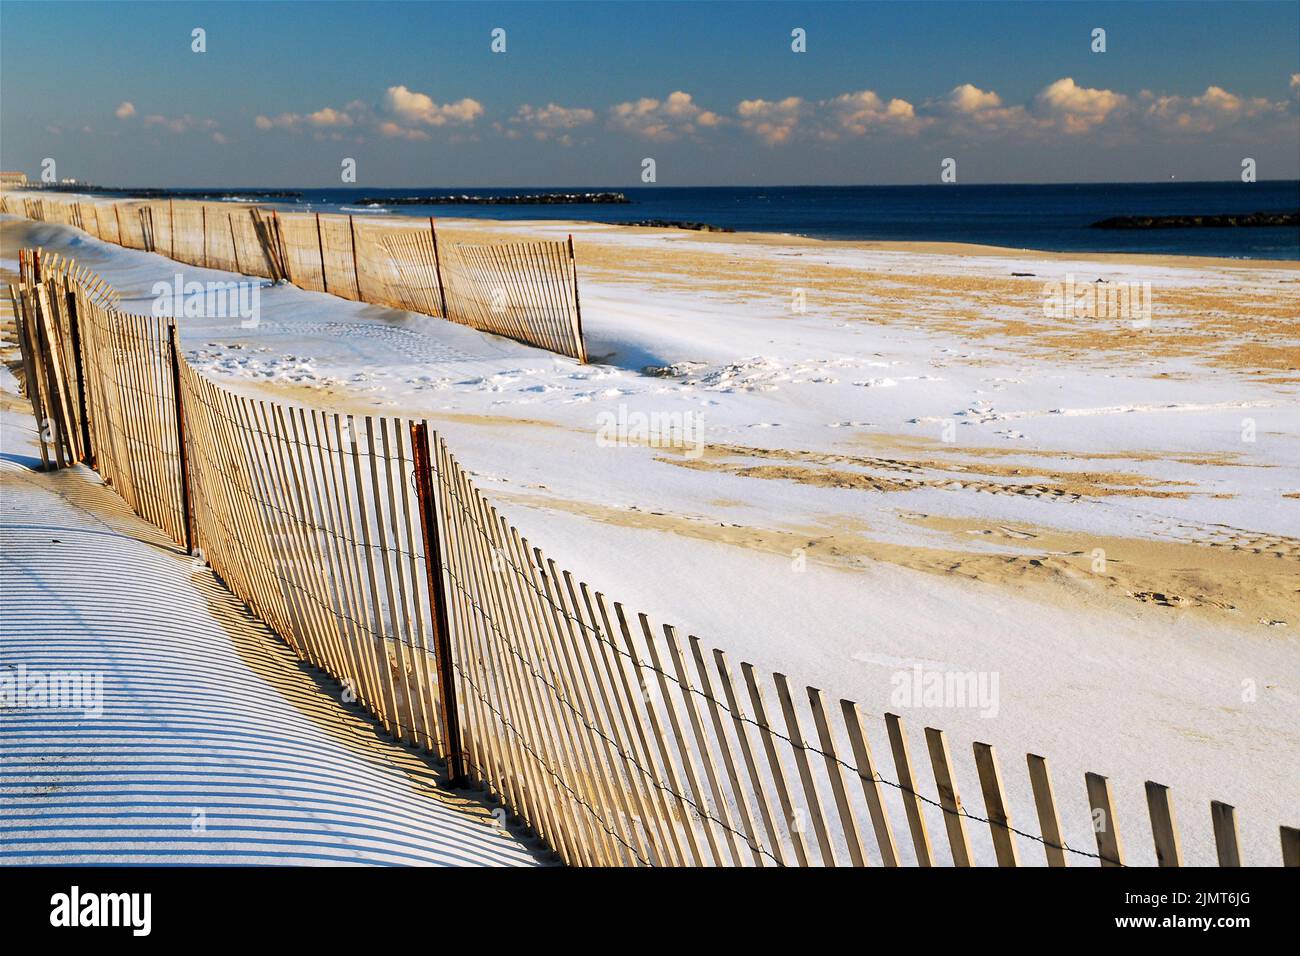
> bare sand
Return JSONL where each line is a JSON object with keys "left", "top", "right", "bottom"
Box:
{"left": 436, "top": 217, "right": 1300, "bottom": 377}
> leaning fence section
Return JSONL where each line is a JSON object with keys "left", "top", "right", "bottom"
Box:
{"left": 3, "top": 191, "right": 586, "bottom": 361}
{"left": 9, "top": 250, "right": 1298, "bottom": 868}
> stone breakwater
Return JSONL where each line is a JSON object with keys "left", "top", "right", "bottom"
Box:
{"left": 352, "top": 192, "right": 630, "bottom": 205}
{"left": 630, "top": 219, "right": 735, "bottom": 232}
{"left": 1091, "top": 211, "right": 1299, "bottom": 230}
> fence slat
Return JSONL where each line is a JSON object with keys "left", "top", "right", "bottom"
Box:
{"left": 639, "top": 615, "right": 726, "bottom": 866}
{"left": 807, "top": 687, "right": 869, "bottom": 866}
{"left": 689, "top": 637, "right": 766, "bottom": 866}
{"left": 1210, "top": 801, "right": 1241, "bottom": 867}
{"left": 1282, "top": 827, "right": 1300, "bottom": 867}
{"left": 663, "top": 625, "right": 747, "bottom": 866}
{"left": 840, "top": 701, "right": 899, "bottom": 866}
{"left": 884, "top": 713, "right": 934, "bottom": 866}
{"left": 1085, "top": 772, "right": 1126, "bottom": 867}
{"left": 924, "top": 727, "right": 974, "bottom": 867}
{"left": 714, "top": 650, "right": 786, "bottom": 866}
{"left": 1026, "top": 754, "right": 1068, "bottom": 867}
{"left": 593, "top": 592, "right": 691, "bottom": 867}
{"left": 972, "top": 742, "right": 1019, "bottom": 867}
{"left": 772, "top": 673, "right": 836, "bottom": 866}
{"left": 1144, "top": 781, "right": 1184, "bottom": 867}
{"left": 743, "top": 664, "right": 811, "bottom": 866}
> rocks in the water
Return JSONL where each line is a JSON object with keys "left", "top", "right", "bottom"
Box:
{"left": 631, "top": 219, "right": 735, "bottom": 232}
{"left": 354, "top": 192, "right": 630, "bottom": 205}
{"left": 1091, "top": 211, "right": 1299, "bottom": 230}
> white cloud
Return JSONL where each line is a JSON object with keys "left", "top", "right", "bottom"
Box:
{"left": 947, "top": 84, "right": 1001, "bottom": 114}
{"left": 1032, "top": 77, "right": 1127, "bottom": 133}
{"left": 255, "top": 113, "right": 294, "bottom": 130}
{"left": 609, "top": 91, "right": 720, "bottom": 141}
{"left": 247, "top": 77, "right": 1296, "bottom": 151}
{"left": 377, "top": 121, "right": 431, "bottom": 141}
{"left": 926, "top": 84, "right": 1028, "bottom": 132}
{"left": 382, "top": 85, "right": 482, "bottom": 127}
{"left": 737, "top": 96, "right": 807, "bottom": 145}
{"left": 737, "top": 90, "right": 924, "bottom": 144}
{"left": 1143, "top": 85, "right": 1286, "bottom": 133}
{"left": 254, "top": 87, "right": 480, "bottom": 140}
{"left": 114, "top": 101, "right": 135, "bottom": 119}
{"left": 307, "top": 106, "right": 353, "bottom": 128}
{"left": 510, "top": 103, "right": 596, "bottom": 141}
{"left": 826, "top": 90, "right": 925, "bottom": 137}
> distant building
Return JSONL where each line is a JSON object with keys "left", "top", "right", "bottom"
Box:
{"left": 0, "top": 171, "right": 27, "bottom": 187}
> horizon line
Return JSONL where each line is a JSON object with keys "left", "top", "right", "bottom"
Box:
{"left": 15, "top": 178, "right": 1300, "bottom": 191}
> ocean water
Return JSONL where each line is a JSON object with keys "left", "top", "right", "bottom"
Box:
{"left": 250, "top": 181, "right": 1300, "bottom": 259}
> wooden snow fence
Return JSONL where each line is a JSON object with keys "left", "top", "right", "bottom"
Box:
{"left": 9, "top": 251, "right": 1297, "bottom": 868}
{"left": 4, "top": 192, "right": 586, "bottom": 361}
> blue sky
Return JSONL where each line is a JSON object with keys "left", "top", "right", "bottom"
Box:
{"left": 2, "top": 1, "right": 1298, "bottom": 187}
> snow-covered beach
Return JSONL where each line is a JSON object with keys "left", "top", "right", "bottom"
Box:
{"left": 3, "top": 208, "right": 1297, "bottom": 865}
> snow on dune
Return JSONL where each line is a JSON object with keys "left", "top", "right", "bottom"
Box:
{"left": 0, "top": 374, "right": 545, "bottom": 867}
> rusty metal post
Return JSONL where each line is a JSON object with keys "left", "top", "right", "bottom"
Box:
{"left": 167, "top": 323, "right": 195, "bottom": 555}
{"left": 410, "top": 421, "right": 467, "bottom": 787}
{"left": 64, "top": 287, "right": 94, "bottom": 466}
{"left": 316, "top": 212, "right": 329, "bottom": 295}
{"left": 348, "top": 214, "right": 362, "bottom": 299}
{"left": 567, "top": 234, "right": 586, "bottom": 363}
{"left": 229, "top": 213, "right": 242, "bottom": 275}
{"left": 429, "top": 217, "right": 447, "bottom": 319}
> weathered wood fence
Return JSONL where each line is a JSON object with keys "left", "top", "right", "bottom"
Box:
{"left": 2, "top": 192, "right": 587, "bottom": 361}
{"left": 9, "top": 249, "right": 1297, "bottom": 868}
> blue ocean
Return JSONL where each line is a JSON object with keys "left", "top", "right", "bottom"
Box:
{"left": 253, "top": 180, "right": 1300, "bottom": 259}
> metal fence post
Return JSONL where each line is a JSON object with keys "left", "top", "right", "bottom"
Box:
{"left": 430, "top": 217, "right": 447, "bottom": 319}
{"left": 410, "top": 421, "right": 467, "bottom": 787}
{"left": 348, "top": 214, "right": 362, "bottom": 299}
{"left": 167, "top": 323, "right": 195, "bottom": 555}
{"left": 567, "top": 233, "right": 587, "bottom": 363}
{"left": 316, "top": 212, "right": 329, "bottom": 295}
{"left": 64, "top": 286, "right": 94, "bottom": 466}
